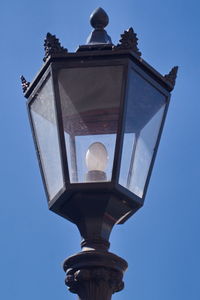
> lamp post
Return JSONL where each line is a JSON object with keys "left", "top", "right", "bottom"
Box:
{"left": 21, "top": 7, "right": 177, "bottom": 300}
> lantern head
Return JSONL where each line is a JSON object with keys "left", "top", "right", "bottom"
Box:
{"left": 22, "top": 7, "right": 177, "bottom": 248}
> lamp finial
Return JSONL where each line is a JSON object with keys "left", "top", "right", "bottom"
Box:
{"left": 90, "top": 7, "right": 109, "bottom": 30}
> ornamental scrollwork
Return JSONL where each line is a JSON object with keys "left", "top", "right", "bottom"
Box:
{"left": 114, "top": 27, "right": 141, "bottom": 56}
{"left": 20, "top": 75, "right": 30, "bottom": 93}
{"left": 65, "top": 267, "right": 124, "bottom": 294}
{"left": 164, "top": 66, "right": 178, "bottom": 88}
{"left": 43, "top": 32, "right": 68, "bottom": 62}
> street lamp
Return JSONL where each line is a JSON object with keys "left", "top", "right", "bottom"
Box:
{"left": 21, "top": 7, "right": 177, "bottom": 300}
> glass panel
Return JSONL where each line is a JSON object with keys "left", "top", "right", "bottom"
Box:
{"left": 58, "top": 65, "right": 123, "bottom": 183}
{"left": 30, "top": 75, "right": 64, "bottom": 200}
{"left": 119, "top": 69, "right": 166, "bottom": 198}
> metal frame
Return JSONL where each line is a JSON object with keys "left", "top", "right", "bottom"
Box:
{"left": 116, "top": 59, "right": 170, "bottom": 222}
{"left": 47, "top": 56, "right": 133, "bottom": 213}
{"left": 25, "top": 48, "right": 171, "bottom": 226}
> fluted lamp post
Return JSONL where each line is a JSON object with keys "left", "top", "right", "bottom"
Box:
{"left": 21, "top": 7, "right": 177, "bottom": 300}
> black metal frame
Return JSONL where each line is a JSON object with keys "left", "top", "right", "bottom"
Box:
{"left": 26, "top": 48, "right": 171, "bottom": 229}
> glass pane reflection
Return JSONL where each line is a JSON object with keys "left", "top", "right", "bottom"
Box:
{"left": 119, "top": 69, "right": 166, "bottom": 198}
{"left": 30, "top": 76, "right": 64, "bottom": 200}
{"left": 58, "top": 66, "right": 123, "bottom": 183}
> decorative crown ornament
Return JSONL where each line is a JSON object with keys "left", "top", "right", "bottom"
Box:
{"left": 20, "top": 75, "right": 30, "bottom": 93}
{"left": 114, "top": 27, "right": 141, "bottom": 56}
{"left": 164, "top": 66, "right": 178, "bottom": 88}
{"left": 43, "top": 32, "right": 68, "bottom": 62}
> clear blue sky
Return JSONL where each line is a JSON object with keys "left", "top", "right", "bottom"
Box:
{"left": 1, "top": 0, "right": 200, "bottom": 299}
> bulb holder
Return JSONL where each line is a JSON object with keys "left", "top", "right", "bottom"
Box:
{"left": 86, "top": 170, "right": 107, "bottom": 182}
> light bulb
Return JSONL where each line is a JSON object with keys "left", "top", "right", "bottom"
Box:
{"left": 85, "top": 142, "right": 108, "bottom": 172}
